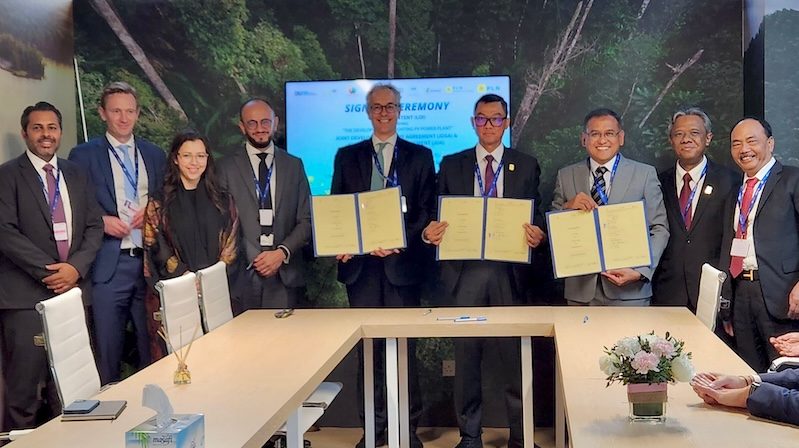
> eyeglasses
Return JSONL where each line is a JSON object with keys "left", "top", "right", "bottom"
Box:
{"left": 473, "top": 116, "right": 507, "bottom": 127}
{"left": 369, "top": 103, "right": 399, "bottom": 114}
{"left": 244, "top": 118, "right": 273, "bottom": 130}
{"left": 177, "top": 153, "right": 209, "bottom": 162}
{"left": 587, "top": 130, "right": 621, "bottom": 140}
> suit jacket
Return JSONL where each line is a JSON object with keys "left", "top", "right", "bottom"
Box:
{"left": 748, "top": 368, "right": 799, "bottom": 426}
{"left": 653, "top": 159, "right": 739, "bottom": 310}
{"left": 0, "top": 154, "right": 104, "bottom": 309}
{"left": 436, "top": 146, "right": 544, "bottom": 296}
{"left": 68, "top": 136, "right": 166, "bottom": 283}
{"left": 331, "top": 137, "right": 436, "bottom": 286}
{"left": 720, "top": 161, "right": 799, "bottom": 320}
{"left": 218, "top": 146, "right": 311, "bottom": 288}
{"left": 551, "top": 155, "right": 669, "bottom": 302}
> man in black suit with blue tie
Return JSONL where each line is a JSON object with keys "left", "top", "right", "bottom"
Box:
{"left": 653, "top": 107, "right": 739, "bottom": 312}
{"left": 331, "top": 83, "right": 436, "bottom": 448}
{"left": 423, "top": 94, "right": 546, "bottom": 448}
{"left": 69, "top": 82, "right": 166, "bottom": 384}
{"left": 0, "top": 102, "right": 103, "bottom": 430}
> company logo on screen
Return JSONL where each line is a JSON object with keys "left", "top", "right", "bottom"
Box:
{"left": 348, "top": 87, "right": 357, "bottom": 94}
{"left": 294, "top": 90, "right": 315, "bottom": 96}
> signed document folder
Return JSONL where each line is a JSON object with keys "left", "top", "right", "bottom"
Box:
{"left": 311, "top": 186, "right": 407, "bottom": 256}
{"left": 437, "top": 196, "right": 533, "bottom": 263}
{"left": 547, "top": 201, "right": 652, "bottom": 278}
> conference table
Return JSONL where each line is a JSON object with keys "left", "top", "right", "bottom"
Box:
{"left": 8, "top": 306, "right": 798, "bottom": 447}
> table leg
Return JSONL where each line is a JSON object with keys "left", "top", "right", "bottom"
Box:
{"left": 399, "top": 337, "right": 409, "bottom": 448}
{"left": 521, "top": 336, "right": 535, "bottom": 446}
{"left": 555, "top": 346, "right": 566, "bottom": 448}
{"left": 386, "top": 337, "right": 400, "bottom": 448}
{"left": 286, "top": 407, "right": 302, "bottom": 448}
{"left": 364, "top": 338, "right": 375, "bottom": 448}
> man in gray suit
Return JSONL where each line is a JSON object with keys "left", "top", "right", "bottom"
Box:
{"left": 218, "top": 98, "right": 311, "bottom": 311}
{"left": 551, "top": 108, "right": 669, "bottom": 306}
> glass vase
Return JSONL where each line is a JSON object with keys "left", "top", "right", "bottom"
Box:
{"left": 627, "top": 382, "right": 667, "bottom": 422}
{"left": 173, "top": 361, "right": 191, "bottom": 385}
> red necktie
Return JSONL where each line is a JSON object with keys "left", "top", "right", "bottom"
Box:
{"left": 678, "top": 172, "right": 693, "bottom": 230}
{"left": 484, "top": 154, "right": 497, "bottom": 197}
{"left": 729, "top": 177, "right": 759, "bottom": 278}
{"left": 43, "top": 163, "right": 70, "bottom": 261}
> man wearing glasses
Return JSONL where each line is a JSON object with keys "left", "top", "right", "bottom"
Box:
{"left": 331, "top": 84, "right": 436, "bottom": 448}
{"left": 423, "top": 94, "right": 546, "bottom": 448}
{"left": 218, "top": 98, "right": 311, "bottom": 312}
{"left": 550, "top": 108, "right": 668, "bottom": 306}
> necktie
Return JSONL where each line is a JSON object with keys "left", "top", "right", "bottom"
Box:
{"left": 118, "top": 144, "right": 141, "bottom": 246}
{"left": 256, "top": 152, "right": 272, "bottom": 209}
{"left": 43, "top": 164, "right": 70, "bottom": 261}
{"left": 484, "top": 154, "right": 497, "bottom": 197}
{"left": 371, "top": 142, "right": 388, "bottom": 191}
{"left": 729, "top": 177, "right": 759, "bottom": 278}
{"left": 591, "top": 166, "right": 608, "bottom": 205}
{"left": 679, "top": 172, "right": 693, "bottom": 230}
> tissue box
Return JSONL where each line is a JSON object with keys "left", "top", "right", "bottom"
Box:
{"left": 125, "top": 414, "right": 205, "bottom": 448}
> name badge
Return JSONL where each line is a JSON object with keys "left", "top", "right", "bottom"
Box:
{"left": 730, "top": 238, "right": 749, "bottom": 257}
{"left": 53, "top": 222, "right": 68, "bottom": 241}
{"left": 259, "top": 209, "right": 274, "bottom": 226}
{"left": 401, "top": 195, "right": 408, "bottom": 213}
{"left": 119, "top": 199, "right": 139, "bottom": 222}
{"left": 260, "top": 234, "right": 274, "bottom": 247}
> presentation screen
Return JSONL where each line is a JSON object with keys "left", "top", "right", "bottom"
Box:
{"left": 285, "top": 76, "right": 511, "bottom": 195}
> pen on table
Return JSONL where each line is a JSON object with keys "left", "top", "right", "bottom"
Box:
{"left": 583, "top": 315, "right": 589, "bottom": 324}
{"left": 437, "top": 316, "right": 487, "bottom": 322}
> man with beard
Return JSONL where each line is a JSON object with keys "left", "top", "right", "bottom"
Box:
{"left": 0, "top": 102, "right": 103, "bottom": 430}
{"left": 218, "top": 98, "right": 311, "bottom": 311}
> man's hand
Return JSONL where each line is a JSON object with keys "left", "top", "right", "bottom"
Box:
{"left": 523, "top": 223, "right": 546, "bottom": 248}
{"left": 43, "top": 263, "right": 80, "bottom": 294}
{"left": 335, "top": 254, "right": 354, "bottom": 263}
{"left": 723, "top": 320, "right": 735, "bottom": 337}
{"left": 787, "top": 282, "right": 799, "bottom": 319}
{"left": 601, "top": 268, "right": 643, "bottom": 287}
{"left": 253, "top": 249, "right": 286, "bottom": 277}
{"left": 370, "top": 248, "right": 400, "bottom": 258}
{"left": 770, "top": 331, "right": 799, "bottom": 356}
{"left": 103, "top": 215, "right": 131, "bottom": 238}
{"left": 130, "top": 208, "right": 145, "bottom": 230}
{"left": 563, "top": 192, "right": 598, "bottom": 211}
{"left": 423, "top": 221, "right": 448, "bottom": 246}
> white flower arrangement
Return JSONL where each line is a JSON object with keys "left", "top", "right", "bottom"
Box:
{"left": 599, "top": 331, "right": 694, "bottom": 385}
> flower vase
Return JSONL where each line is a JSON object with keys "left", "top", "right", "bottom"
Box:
{"left": 627, "top": 382, "right": 667, "bottom": 422}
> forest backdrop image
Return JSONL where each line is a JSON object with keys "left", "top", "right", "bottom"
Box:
{"left": 69, "top": 0, "right": 795, "bottom": 427}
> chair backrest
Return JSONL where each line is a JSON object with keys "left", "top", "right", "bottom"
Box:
{"left": 155, "top": 273, "right": 203, "bottom": 352}
{"left": 196, "top": 261, "right": 233, "bottom": 332}
{"left": 696, "top": 263, "right": 726, "bottom": 331}
{"left": 36, "top": 288, "right": 101, "bottom": 407}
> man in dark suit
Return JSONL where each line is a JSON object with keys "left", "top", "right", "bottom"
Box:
{"left": 0, "top": 102, "right": 103, "bottom": 430}
{"left": 653, "top": 107, "right": 739, "bottom": 312}
{"left": 218, "top": 98, "right": 311, "bottom": 311}
{"left": 69, "top": 82, "right": 166, "bottom": 384}
{"left": 719, "top": 117, "right": 799, "bottom": 372}
{"left": 423, "top": 94, "right": 546, "bottom": 448}
{"left": 331, "top": 84, "right": 436, "bottom": 448}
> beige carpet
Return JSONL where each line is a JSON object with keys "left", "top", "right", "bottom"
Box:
{"left": 305, "top": 427, "right": 555, "bottom": 448}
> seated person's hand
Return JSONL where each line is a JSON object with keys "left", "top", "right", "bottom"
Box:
{"left": 770, "top": 332, "right": 799, "bottom": 356}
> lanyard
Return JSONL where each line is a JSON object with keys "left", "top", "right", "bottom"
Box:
{"left": 252, "top": 155, "right": 274, "bottom": 208}
{"left": 588, "top": 155, "right": 621, "bottom": 205}
{"left": 108, "top": 143, "right": 139, "bottom": 196}
{"left": 680, "top": 163, "right": 708, "bottom": 223}
{"left": 736, "top": 167, "right": 773, "bottom": 237}
{"left": 36, "top": 166, "right": 63, "bottom": 218}
{"left": 474, "top": 158, "right": 504, "bottom": 197}
{"left": 372, "top": 143, "right": 399, "bottom": 187}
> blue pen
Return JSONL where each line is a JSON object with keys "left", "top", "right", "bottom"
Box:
{"left": 455, "top": 316, "right": 487, "bottom": 322}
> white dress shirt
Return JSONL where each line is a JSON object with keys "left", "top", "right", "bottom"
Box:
{"left": 106, "top": 133, "right": 149, "bottom": 249}
{"left": 675, "top": 155, "right": 708, "bottom": 217}
{"left": 733, "top": 157, "right": 776, "bottom": 270}
{"left": 473, "top": 144, "right": 505, "bottom": 198}
{"left": 371, "top": 133, "right": 398, "bottom": 187}
{"left": 27, "top": 150, "right": 73, "bottom": 245}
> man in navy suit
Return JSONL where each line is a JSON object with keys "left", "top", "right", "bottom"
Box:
{"left": 653, "top": 107, "right": 739, "bottom": 312}
{"left": 0, "top": 102, "right": 103, "bottom": 430}
{"left": 69, "top": 82, "right": 166, "bottom": 384}
{"left": 423, "top": 94, "right": 546, "bottom": 448}
{"left": 331, "top": 84, "right": 436, "bottom": 448}
{"left": 692, "top": 369, "right": 799, "bottom": 426}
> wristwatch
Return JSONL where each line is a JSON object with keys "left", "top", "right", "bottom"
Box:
{"left": 748, "top": 380, "right": 761, "bottom": 397}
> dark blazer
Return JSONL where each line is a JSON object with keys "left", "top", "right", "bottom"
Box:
{"left": 218, "top": 146, "right": 311, "bottom": 288}
{"left": 0, "top": 154, "right": 104, "bottom": 309}
{"left": 436, "top": 146, "right": 544, "bottom": 296}
{"left": 653, "top": 159, "right": 739, "bottom": 310}
{"left": 720, "top": 161, "right": 799, "bottom": 320}
{"left": 68, "top": 136, "right": 166, "bottom": 283}
{"left": 331, "top": 137, "right": 436, "bottom": 286}
{"left": 748, "top": 368, "right": 799, "bottom": 426}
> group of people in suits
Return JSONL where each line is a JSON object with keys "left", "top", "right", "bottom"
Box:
{"left": 2, "top": 77, "right": 799, "bottom": 442}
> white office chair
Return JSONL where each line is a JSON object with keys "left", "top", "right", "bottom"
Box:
{"left": 155, "top": 273, "right": 203, "bottom": 352}
{"left": 196, "top": 261, "right": 234, "bottom": 332}
{"left": 0, "top": 429, "right": 34, "bottom": 441}
{"left": 696, "top": 263, "right": 726, "bottom": 331}
{"left": 35, "top": 288, "right": 102, "bottom": 407}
